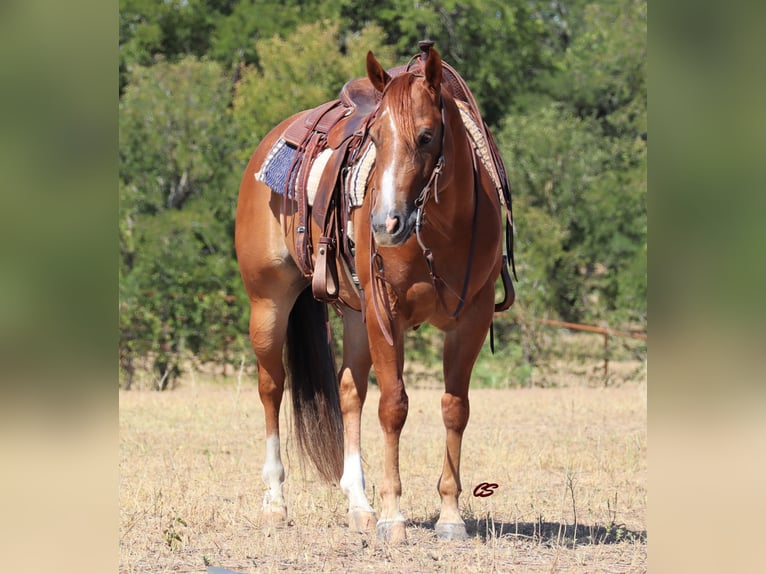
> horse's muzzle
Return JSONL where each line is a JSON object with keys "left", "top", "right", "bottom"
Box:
{"left": 371, "top": 207, "right": 417, "bottom": 246}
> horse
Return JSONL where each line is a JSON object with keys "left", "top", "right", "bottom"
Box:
{"left": 235, "top": 44, "right": 514, "bottom": 543}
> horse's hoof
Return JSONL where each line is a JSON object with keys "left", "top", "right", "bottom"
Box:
{"left": 348, "top": 510, "right": 378, "bottom": 532}
{"left": 376, "top": 519, "right": 407, "bottom": 544}
{"left": 435, "top": 521, "right": 469, "bottom": 541}
{"left": 262, "top": 505, "right": 288, "bottom": 526}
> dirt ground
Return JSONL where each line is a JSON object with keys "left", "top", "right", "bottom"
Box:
{"left": 120, "top": 369, "right": 646, "bottom": 573}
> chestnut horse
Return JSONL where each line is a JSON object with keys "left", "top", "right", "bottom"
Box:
{"left": 235, "top": 47, "right": 511, "bottom": 542}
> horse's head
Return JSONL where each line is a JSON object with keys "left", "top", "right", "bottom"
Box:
{"left": 366, "top": 48, "right": 444, "bottom": 247}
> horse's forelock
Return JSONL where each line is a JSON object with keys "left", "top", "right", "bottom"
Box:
{"left": 380, "top": 74, "right": 419, "bottom": 144}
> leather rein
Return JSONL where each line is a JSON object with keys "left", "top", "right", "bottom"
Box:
{"left": 368, "top": 90, "right": 481, "bottom": 345}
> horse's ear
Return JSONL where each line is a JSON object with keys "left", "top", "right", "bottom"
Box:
{"left": 366, "top": 51, "right": 390, "bottom": 93}
{"left": 424, "top": 48, "right": 442, "bottom": 94}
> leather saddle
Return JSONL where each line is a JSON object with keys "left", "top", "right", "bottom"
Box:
{"left": 283, "top": 79, "right": 379, "bottom": 151}
{"left": 277, "top": 77, "right": 383, "bottom": 305}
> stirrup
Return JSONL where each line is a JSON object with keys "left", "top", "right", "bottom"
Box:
{"left": 494, "top": 255, "right": 515, "bottom": 312}
{"left": 312, "top": 236, "right": 340, "bottom": 303}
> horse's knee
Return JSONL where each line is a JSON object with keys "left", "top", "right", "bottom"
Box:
{"left": 258, "top": 370, "right": 283, "bottom": 398}
{"left": 339, "top": 369, "right": 366, "bottom": 415}
{"left": 378, "top": 386, "right": 408, "bottom": 433}
{"left": 441, "top": 393, "right": 469, "bottom": 433}
{"left": 259, "top": 387, "right": 283, "bottom": 412}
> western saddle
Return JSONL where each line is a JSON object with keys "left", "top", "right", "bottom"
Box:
{"left": 272, "top": 41, "right": 515, "bottom": 310}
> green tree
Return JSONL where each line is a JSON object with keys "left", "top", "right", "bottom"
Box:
{"left": 500, "top": 105, "right": 603, "bottom": 322}
{"left": 500, "top": 106, "right": 646, "bottom": 324}
{"left": 543, "top": 0, "right": 646, "bottom": 139}
{"left": 119, "top": 57, "right": 237, "bottom": 216}
{"left": 209, "top": 0, "right": 341, "bottom": 70}
{"left": 339, "top": 0, "right": 554, "bottom": 126}
{"left": 496, "top": 0, "right": 646, "bottom": 329}
{"left": 120, "top": 204, "right": 247, "bottom": 389}
{"left": 119, "top": 57, "right": 247, "bottom": 387}
{"left": 231, "top": 21, "right": 394, "bottom": 159}
{"left": 119, "top": 0, "right": 239, "bottom": 93}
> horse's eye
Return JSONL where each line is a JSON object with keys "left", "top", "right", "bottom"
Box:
{"left": 417, "top": 130, "right": 433, "bottom": 146}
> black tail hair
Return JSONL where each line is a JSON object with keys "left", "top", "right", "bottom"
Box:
{"left": 285, "top": 287, "right": 344, "bottom": 482}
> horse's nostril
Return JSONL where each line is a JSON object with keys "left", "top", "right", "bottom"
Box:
{"left": 385, "top": 215, "right": 401, "bottom": 235}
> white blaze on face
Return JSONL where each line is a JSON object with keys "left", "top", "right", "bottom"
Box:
{"left": 377, "top": 111, "right": 401, "bottom": 216}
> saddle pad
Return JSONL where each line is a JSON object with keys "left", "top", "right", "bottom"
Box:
{"left": 255, "top": 138, "right": 334, "bottom": 207}
{"left": 455, "top": 101, "right": 504, "bottom": 202}
{"left": 305, "top": 148, "right": 333, "bottom": 206}
{"left": 254, "top": 137, "right": 297, "bottom": 196}
{"left": 346, "top": 141, "right": 376, "bottom": 207}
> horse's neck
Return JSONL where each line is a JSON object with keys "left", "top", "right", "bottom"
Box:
{"left": 431, "top": 115, "right": 476, "bottom": 230}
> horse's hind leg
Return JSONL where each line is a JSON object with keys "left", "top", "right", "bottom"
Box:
{"left": 248, "top": 297, "right": 293, "bottom": 523}
{"left": 338, "top": 309, "right": 376, "bottom": 531}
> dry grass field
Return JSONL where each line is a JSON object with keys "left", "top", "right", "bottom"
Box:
{"left": 120, "top": 353, "right": 646, "bottom": 573}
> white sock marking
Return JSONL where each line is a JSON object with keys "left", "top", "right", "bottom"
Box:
{"left": 340, "top": 452, "right": 374, "bottom": 513}
{"left": 262, "top": 435, "right": 285, "bottom": 508}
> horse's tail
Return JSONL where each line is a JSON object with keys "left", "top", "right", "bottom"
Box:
{"left": 284, "top": 287, "right": 344, "bottom": 483}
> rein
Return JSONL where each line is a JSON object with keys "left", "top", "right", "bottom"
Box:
{"left": 413, "top": 98, "right": 480, "bottom": 318}
{"left": 416, "top": 164, "right": 480, "bottom": 319}
{"left": 369, "top": 229, "right": 396, "bottom": 346}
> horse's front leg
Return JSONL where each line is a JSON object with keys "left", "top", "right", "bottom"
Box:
{"left": 436, "top": 283, "right": 496, "bottom": 540}
{"left": 367, "top": 316, "right": 408, "bottom": 543}
{"left": 338, "top": 309, "right": 377, "bottom": 531}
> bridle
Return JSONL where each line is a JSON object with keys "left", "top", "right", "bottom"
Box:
{"left": 368, "top": 79, "right": 481, "bottom": 346}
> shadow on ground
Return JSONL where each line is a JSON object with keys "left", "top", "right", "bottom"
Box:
{"left": 410, "top": 516, "right": 646, "bottom": 545}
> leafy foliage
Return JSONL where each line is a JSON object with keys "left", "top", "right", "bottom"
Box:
{"left": 231, "top": 21, "right": 394, "bottom": 159}
{"left": 119, "top": 57, "right": 237, "bottom": 215}
{"left": 119, "top": 57, "right": 246, "bottom": 388}
{"left": 499, "top": 0, "right": 646, "bottom": 330}
{"left": 120, "top": 203, "right": 247, "bottom": 389}
{"left": 339, "top": 0, "right": 554, "bottom": 126}
{"left": 209, "top": 0, "right": 340, "bottom": 70}
{"left": 500, "top": 105, "right": 645, "bottom": 323}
